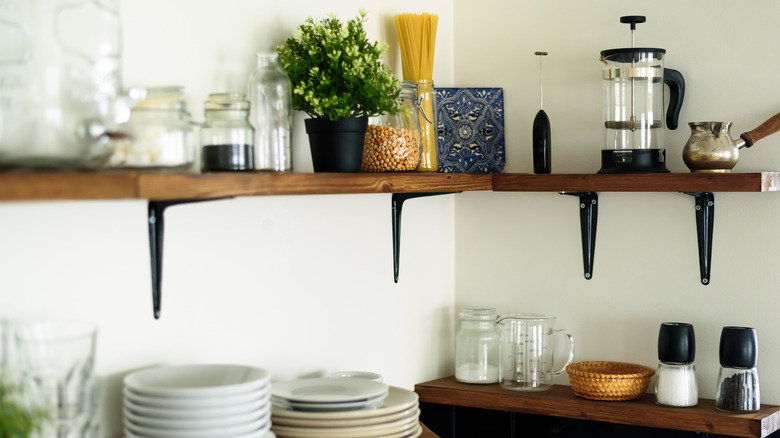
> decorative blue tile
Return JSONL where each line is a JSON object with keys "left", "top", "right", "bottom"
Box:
{"left": 435, "top": 87, "right": 505, "bottom": 173}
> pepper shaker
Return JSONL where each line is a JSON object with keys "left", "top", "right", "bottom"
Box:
{"left": 716, "top": 326, "right": 760, "bottom": 412}
{"left": 655, "top": 322, "right": 697, "bottom": 407}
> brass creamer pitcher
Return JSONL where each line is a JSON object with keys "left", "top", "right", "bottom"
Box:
{"left": 682, "top": 112, "right": 780, "bottom": 172}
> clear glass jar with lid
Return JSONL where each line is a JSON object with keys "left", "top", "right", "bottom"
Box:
{"left": 200, "top": 93, "right": 255, "bottom": 172}
{"left": 361, "top": 82, "right": 422, "bottom": 172}
{"left": 455, "top": 307, "right": 500, "bottom": 384}
{"left": 108, "top": 86, "right": 198, "bottom": 170}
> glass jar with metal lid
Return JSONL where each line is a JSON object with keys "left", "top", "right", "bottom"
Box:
{"left": 361, "top": 82, "right": 422, "bottom": 172}
{"left": 200, "top": 93, "right": 255, "bottom": 172}
{"left": 108, "top": 86, "right": 198, "bottom": 170}
{"left": 455, "top": 307, "right": 500, "bottom": 384}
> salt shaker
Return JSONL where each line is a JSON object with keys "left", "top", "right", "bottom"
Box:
{"left": 716, "top": 326, "right": 760, "bottom": 412}
{"left": 455, "top": 307, "right": 499, "bottom": 384}
{"left": 655, "top": 322, "right": 697, "bottom": 407}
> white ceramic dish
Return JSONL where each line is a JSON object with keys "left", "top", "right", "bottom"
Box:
{"left": 124, "top": 364, "right": 270, "bottom": 398}
{"left": 124, "top": 406, "right": 270, "bottom": 430}
{"left": 124, "top": 386, "right": 268, "bottom": 409}
{"left": 125, "top": 424, "right": 271, "bottom": 438}
{"left": 271, "top": 386, "right": 417, "bottom": 420}
{"left": 270, "top": 409, "right": 418, "bottom": 437}
{"left": 272, "top": 377, "right": 388, "bottom": 403}
{"left": 124, "top": 395, "right": 269, "bottom": 419}
{"left": 271, "top": 421, "right": 419, "bottom": 438}
{"left": 125, "top": 416, "right": 270, "bottom": 438}
{"left": 272, "top": 391, "right": 386, "bottom": 412}
{"left": 327, "top": 371, "right": 383, "bottom": 382}
{"left": 271, "top": 407, "right": 419, "bottom": 428}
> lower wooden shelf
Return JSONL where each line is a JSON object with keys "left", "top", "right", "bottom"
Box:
{"left": 414, "top": 377, "right": 780, "bottom": 438}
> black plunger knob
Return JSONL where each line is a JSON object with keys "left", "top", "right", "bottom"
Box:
{"left": 658, "top": 322, "right": 695, "bottom": 364}
{"left": 719, "top": 326, "right": 758, "bottom": 368}
{"left": 620, "top": 15, "right": 646, "bottom": 30}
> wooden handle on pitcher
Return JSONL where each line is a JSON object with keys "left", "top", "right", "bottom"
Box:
{"left": 740, "top": 112, "right": 780, "bottom": 147}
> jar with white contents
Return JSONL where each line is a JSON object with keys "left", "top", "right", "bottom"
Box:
{"left": 108, "top": 86, "right": 198, "bottom": 170}
{"left": 455, "top": 307, "right": 500, "bottom": 384}
{"left": 655, "top": 322, "right": 698, "bottom": 407}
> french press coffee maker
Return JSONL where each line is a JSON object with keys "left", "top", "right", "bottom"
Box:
{"left": 598, "top": 16, "right": 685, "bottom": 173}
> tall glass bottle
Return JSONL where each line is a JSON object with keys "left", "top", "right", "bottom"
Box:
{"left": 247, "top": 52, "right": 293, "bottom": 172}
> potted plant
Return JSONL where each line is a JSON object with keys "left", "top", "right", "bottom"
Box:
{"left": 277, "top": 10, "right": 401, "bottom": 172}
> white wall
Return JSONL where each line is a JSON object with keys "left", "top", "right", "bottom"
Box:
{"left": 0, "top": 1, "right": 456, "bottom": 437}
{"left": 453, "top": 0, "right": 780, "bottom": 403}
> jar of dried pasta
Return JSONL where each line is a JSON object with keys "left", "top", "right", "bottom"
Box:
{"left": 361, "top": 82, "right": 422, "bottom": 172}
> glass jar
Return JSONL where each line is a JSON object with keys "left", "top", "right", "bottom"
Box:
{"left": 655, "top": 322, "right": 698, "bottom": 407}
{"left": 362, "top": 82, "right": 422, "bottom": 172}
{"left": 200, "top": 93, "right": 255, "bottom": 172}
{"left": 247, "top": 52, "right": 293, "bottom": 172}
{"left": 455, "top": 307, "right": 499, "bottom": 384}
{"left": 108, "top": 86, "right": 197, "bottom": 170}
{"left": 716, "top": 326, "right": 760, "bottom": 412}
{"left": 415, "top": 79, "right": 438, "bottom": 172}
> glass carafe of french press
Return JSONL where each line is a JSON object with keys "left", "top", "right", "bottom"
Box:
{"left": 598, "top": 16, "right": 685, "bottom": 174}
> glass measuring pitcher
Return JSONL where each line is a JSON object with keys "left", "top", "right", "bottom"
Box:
{"left": 498, "top": 314, "right": 574, "bottom": 391}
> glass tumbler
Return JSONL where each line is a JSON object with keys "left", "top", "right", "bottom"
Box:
{"left": 14, "top": 320, "right": 99, "bottom": 437}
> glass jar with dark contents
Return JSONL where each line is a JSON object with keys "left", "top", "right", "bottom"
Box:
{"left": 200, "top": 93, "right": 254, "bottom": 171}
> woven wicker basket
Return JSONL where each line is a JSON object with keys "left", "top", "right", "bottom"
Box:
{"left": 566, "top": 361, "right": 655, "bottom": 401}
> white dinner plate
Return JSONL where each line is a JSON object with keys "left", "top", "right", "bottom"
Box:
{"left": 273, "top": 391, "right": 386, "bottom": 412}
{"left": 272, "top": 377, "right": 388, "bottom": 403}
{"left": 270, "top": 409, "right": 418, "bottom": 437}
{"left": 271, "top": 421, "right": 420, "bottom": 438}
{"left": 125, "top": 416, "right": 270, "bottom": 438}
{"left": 124, "top": 406, "right": 270, "bottom": 430}
{"left": 124, "top": 386, "right": 268, "bottom": 409}
{"left": 272, "top": 386, "right": 418, "bottom": 420}
{"left": 124, "top": 364, "right": 270, "bottom": 398}
{"left": 271, "top": 407, "right": 419, "bottom": 428}
{"left": 124, "top": 395, "right": 269, "bottom": 419}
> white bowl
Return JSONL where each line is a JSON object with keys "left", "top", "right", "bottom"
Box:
{"left": 124, "top": 364, "right": 270, "bottom": 398}
{"left": 124, "top": 394, "right": 269, "bottom": 419}
{"left": 124, "top": 386, "right": 269, "bottom": 409}
{"left": 327, "top": 371, "right": 383, "bottom": 382}
{"left": 124, "top": 406, "right": 269, "bottom": 429}
{"left": 125, "top": 415, "right": 269, "bottom": 438}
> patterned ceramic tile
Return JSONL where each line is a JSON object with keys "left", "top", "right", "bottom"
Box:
{"left": 435, "top": 87, "right": 505, "bottom": 173}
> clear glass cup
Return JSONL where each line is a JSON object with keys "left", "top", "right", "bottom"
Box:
{"left": 498, "top": 314, "right": 574, "bottom": 391}
{"left": 13, "top": 320, "right": 99, "bottom": 437}
{"left": 247, "top": 52, "right": 293, "bottom": 172}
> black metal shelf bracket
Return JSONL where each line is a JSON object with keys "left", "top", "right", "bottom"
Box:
{"left": 683, "top": 192, "right": 714, "bottom": 285}
{"left": 560, "top": 192, "right": 598, "bottom": 280}
{"left": 148, "top": 198, "right": 230, "bottom": 319}
{"left": 391, "top": 192, "right": 458, "bottom": 283}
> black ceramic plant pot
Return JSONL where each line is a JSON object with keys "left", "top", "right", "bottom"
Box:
{"left": 305, "top": 117, "right": 368, "bottom": 172}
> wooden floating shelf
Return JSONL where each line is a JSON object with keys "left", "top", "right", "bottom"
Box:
{"left": 415, "top": 376, "right": 780, "bottom": 438}
{"left": 0, "top": 171, "right": 779, "bottom": 202}
{"left": 493, "top": 172, "right": 780, "bottom": 193}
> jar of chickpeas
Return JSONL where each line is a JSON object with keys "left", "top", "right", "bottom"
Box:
{"left": 361, "top": 82, "right": 422, "bottom": 172}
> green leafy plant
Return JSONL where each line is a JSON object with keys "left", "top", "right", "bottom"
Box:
{"left": 0, "top": 383, "right": 45, "bottom": 438}
{"left": 277, "top": 10, "right": 401, "bottom": 121}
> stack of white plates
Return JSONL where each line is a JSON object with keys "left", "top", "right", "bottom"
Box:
{"left": 123, "top": 364, "right": 274, "bottom": 438}
{"left": 271, "top": 380, "right": 420, "bottom": 438}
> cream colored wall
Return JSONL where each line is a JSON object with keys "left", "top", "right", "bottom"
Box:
{"left": 452, "top": 0, "right": 780, "bottom": 402}
{"left": 0, "top": 1, "right": 456, "bottom": 437}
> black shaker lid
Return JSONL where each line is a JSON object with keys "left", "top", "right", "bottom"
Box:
{"left": 719, "top": 326, "right": 758, "bottom": 368}
{"left": 658, "top": 322, "right": 695, "bottom": 363}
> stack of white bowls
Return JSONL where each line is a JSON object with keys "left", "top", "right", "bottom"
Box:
{"left": 123, "top": 364, "right": 273, "bottom": 438}
{"left": 271, "top": 378, "right": 420, "bottom": 438}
